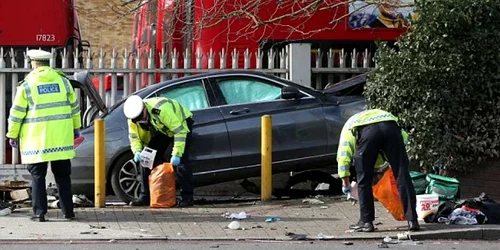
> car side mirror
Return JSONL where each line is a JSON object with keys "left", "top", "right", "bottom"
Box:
{"left": 281, "top": 86, "right": 300, "bottom": 99}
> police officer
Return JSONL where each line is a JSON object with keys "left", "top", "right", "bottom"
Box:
{"left": 123, "top": 95, "right": 195, "bottom": 207}
{"left": 337, "top": 109, "right": 420, "bottom": 232}
{"left": 6, "top": 49, "right": 81, "bottom": 222}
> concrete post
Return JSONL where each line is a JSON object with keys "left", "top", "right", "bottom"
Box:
{"left": 288, "top": 43, "right": 311, "bottom": 88}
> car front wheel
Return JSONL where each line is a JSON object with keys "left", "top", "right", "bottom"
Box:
{"left": 110, "top": 152, "right": 142, "bottom": 203}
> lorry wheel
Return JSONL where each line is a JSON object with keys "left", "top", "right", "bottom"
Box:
{"left": 110, "top": 152, "right": 141, "bottom": 203}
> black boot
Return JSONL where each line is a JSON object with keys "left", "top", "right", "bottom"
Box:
{"left": 408, "top": 220, "right": 420, "bottom": 231}
{"left": 349, "top": 220, "right": 375, "bottom": 232}
{"left": 129, "top": 196, "right": 150, "bottom": 206}
{"left": 30, "top": 215, "right": 46, "bottom": 222}
{"left": 65, "top": 212, "right": 76, "bottom": 220}
{"left": 178, "top": 197, "right": 194, "bottom": 208}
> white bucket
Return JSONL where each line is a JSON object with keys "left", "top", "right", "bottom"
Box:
{"left": 416, "top": 194, "right": 439, "bottom": 220}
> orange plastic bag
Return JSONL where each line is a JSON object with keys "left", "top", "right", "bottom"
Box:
{"left": 372, "top": 166, "right": 405, "bottom": 221}
{"left": 149, "top": 163, "right": 177, "bottom": 208}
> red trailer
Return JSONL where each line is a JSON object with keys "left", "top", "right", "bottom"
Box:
{"left": 130, "top": 0, "right": 414, "bottom": 88}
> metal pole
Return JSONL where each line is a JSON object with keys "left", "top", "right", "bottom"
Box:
{"left": 261, "top": 115, "right": 272, "bottom": 201}
{"left": 94, "top": 118, "right": 106, "bottom": 208}
{"left": 0, "top": 48, "right": 5, "bottom": 164}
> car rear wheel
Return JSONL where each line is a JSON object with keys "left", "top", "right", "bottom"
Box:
{"left": 110, "top": 152, "right": 142, "bottom": 203}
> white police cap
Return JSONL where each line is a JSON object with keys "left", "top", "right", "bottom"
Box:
{"left": 27, "top": 49, "right": 52, "bottom": 61}
{"left": 123, "top": 95, "right": 145, "bottom": 119}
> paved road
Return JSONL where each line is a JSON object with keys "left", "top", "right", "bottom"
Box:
{"left": 0, "top": 240, "right": 499, "bottom": 250}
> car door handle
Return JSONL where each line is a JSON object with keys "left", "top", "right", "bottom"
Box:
{"left": 229, "top": 108, "right": 250, "bottom": 115}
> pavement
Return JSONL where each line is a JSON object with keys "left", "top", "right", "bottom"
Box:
{"left": 1, "top": 196, "right": 499, "bottom": 242}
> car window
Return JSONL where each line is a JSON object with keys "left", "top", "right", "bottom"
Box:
{"left": 216, "top": 79, "right": 282, "bottom": 105}
{"left": 155, "top": 80, "right": 209, "bottom": 110}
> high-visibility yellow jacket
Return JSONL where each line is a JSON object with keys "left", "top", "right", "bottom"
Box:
{"left": 6, "top": 66, "right": 81, "bottom": 164}
{"left": 337, "top": 109, "right": 409, "bottom": 178}
{"left": 128, "top": 97, "right": 193, "bottom": 157}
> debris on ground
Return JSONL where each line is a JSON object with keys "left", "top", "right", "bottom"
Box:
{"left": 316, "top": 232, "right": 335, "bottom": 240}
{"left": 0, "top": 201, "right": 15, "bottom": 216}
{"left": 302, "top": 198, "right": 324, "bottom": 205}
{"left": 265, "top": 217, "right": 281, "bottom": 223}
{"left": 383, "top": 236, "right": 399, "bottom": 244}
{"left": 0, "top": 207, "right": 12, "bottom": 216}
{"left": 285, "top": 232, "right": 309, "bottom": 240}
{"left": 9, "top": 188, "right": 31, "bottom": 202}
{"left": 89, "top": 224, "right": 107, "bottom": 229}
{"left": 222, "top": 211, "right": 248, "bottom": 220}
{"left": 227, "top": 221, "right": 241, "bottom": 230}
{"left": 73, "top": 194, "right": 93, "bottom": 207}
{"left": 343, "top": 241, "right": 354, "bottom": 245}
{"left": 378, "top": 242, "right": 389, "bottom": 248}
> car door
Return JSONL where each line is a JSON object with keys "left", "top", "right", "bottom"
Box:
{"left": 153, "top": 79, "right": 231, "bottom": 178}
{"left": 208, "top": 75, "right": 328, "bottom": 169}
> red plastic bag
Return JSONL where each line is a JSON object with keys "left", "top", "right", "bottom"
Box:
{"left": 372, "top": 166, "right": 405, "bottom": 221}
{"left": 149, "top": 163, "right": 177, "bottom": 208}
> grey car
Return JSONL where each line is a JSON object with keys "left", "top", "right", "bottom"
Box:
{"left": 71, "top": 70, "right": 366, "bottom": 202}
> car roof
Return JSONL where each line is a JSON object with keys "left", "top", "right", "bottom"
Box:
{"left": 138, "top": 70, "right": 313, "bottom": 95}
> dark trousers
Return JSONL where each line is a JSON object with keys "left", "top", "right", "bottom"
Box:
{"left": 27, "top": 159, "right": 74, "bottom": 217}
{"left": 139, "top": 118, "right": 194, "bottom": 201}
{"left": 354, "top": 121, "right": 417, "bottom": 223}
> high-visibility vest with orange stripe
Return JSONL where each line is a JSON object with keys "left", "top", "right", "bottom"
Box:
{"left": 128, "top": 97, "right": 193, "bottom": 157}
{"left": 336, "top": 109, "right": 409, "bottom": 178}
{"left": 6, "top": 66, "right": 81, "bottom": 164}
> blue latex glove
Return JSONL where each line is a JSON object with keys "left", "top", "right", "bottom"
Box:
{"left": 9, "top": 138, "right": 18, "bottom": 148}
{"left": 133, "top": 152, "right": 142, "bottom": 162}
{"left": 74, "top": 129, "right": 81, "bottom": 139}
{"left": 170, "top": 156, "right": 181, "bottom": 166}
{"left": 342, "top": 185, "right": 352, "bottom": 195}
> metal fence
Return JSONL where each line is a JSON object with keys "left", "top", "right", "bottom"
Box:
{"left": 0, "top": 43, "right": 374, "bottom": 184}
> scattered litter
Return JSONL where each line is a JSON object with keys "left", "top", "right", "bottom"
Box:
{"left": 265, "top": 217, "right": 281, "bottom": 223}
{"left": 302, "top": 198, "right": 324, "bottom": 205}
{"left": 227, "top": 221, "right": 241, "bottom": 230}
{"left": 10, "top": 188, "right": 31, "bottom": 202}
{"left": 397, "top": 232, "right": 410, "bottom": 240}
{"left": 375, "top": 222, "right": 383, "bottom": 225}
{"left": 0, "top": 208, "right": 12, "bottom": 216}
{"left": 317, "top": 233, "right": 335, "bottom": 240}
{"left": 223, "top": 211, "right": 248, "bottom": 220}
{"left": 80, "top": 231, "right": 98, "bottom": 235}
{"left": 109, "top": 239, "right": 116, "bottom": 243}
{"left": 139, "top": 229, "right": 148, "bottom": 232}
{"left": 270, "top": 227, "right": 277, "bottom": 230}
{"left": 89, "top": 225, "right": 107, "bottom": 229}
{"left": 320, "top": 206, "right": 329, "bottom": 209}
{"left": 210, "top": 246, "right": 219, "bottom": 248}
{"left": 343, "top": 242, "right": 353, "bottom": 245}
{"left": 73, "top": 194, "right": 93, "bottom": 207}
{"left": 383, "top": 236, "right": 399, "bottom": 244}
{"left": 251, "top": 225, "right": 263, "bottom": 229}
{"left": 378, "top": 242, "right": 389, "bottom": 248}
{"left": 345, "top": 229, "right": 355, "bottom": 233}
{"left": 177, "top": 232, "right": 183, "bottom": 236}
{"left": 48, "top": 200, "right": 60, "bottom": 209}
{"left": 285, "top": 232, "right": 309, "bottom": 240}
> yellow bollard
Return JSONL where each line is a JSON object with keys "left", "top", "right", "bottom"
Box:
{"left": 261, "top": 115, "right": 272, "bottom": 201}
{"left": 94, "top": 118, "right": 106, "bottom": 208}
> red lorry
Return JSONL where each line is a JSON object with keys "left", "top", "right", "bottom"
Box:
{"left": 130, "top": 0, "right": 414, "bottom": 88}
{"left": 1, "top": 0, "right": 88, "bottom": 164}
